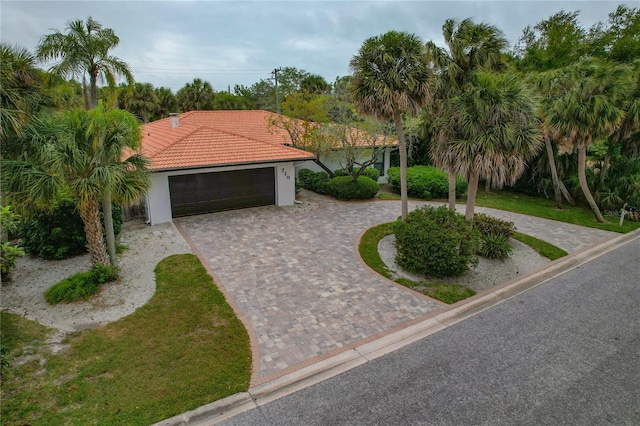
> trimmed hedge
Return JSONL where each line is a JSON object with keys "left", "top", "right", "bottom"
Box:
{"left": 394, "top": 206, "right": 480, "bottom": 278}
{"left": 297, "top": 169, "right": 329, "bottom": 194}
{"left": 19, "top": 199, "right": 123, "bottom": 260}
{"left": 325, "top": 176, "right": 380, "bottom": 201}
{"left": 45, "top": 264, "right": 119, "bottom": 304}
{"left": 387, "top": 166, "right": 468, "bottom": 200}
{"left": 334, "top": 167, "right": 380, "bottom": 182}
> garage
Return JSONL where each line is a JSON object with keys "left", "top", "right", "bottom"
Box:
{"left": 168, "top": 167, "right": 275, "bottom": 217}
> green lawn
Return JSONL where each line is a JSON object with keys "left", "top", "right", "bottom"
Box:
{"left": 377, "top": 188, "right": 639, "bottom": 233}
{"left": 0, "top": 254, "right": 251, "bottom": 426}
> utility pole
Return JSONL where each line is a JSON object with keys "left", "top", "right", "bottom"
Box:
{"left": 271, "top": 67, "right": 283, "bottom": 113}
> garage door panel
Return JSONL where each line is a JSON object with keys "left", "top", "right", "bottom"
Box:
{"left": 169, "top": 168, "right": 275, "bottom": 217}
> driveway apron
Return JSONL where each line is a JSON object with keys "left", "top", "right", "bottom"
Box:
{"left": 176, "top": 195, "right": 616, "bottom": 382}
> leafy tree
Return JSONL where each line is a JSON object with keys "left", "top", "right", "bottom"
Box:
{"left": 350, "top": 31, "right": 432, "bottom": 220}
{"left": 514, "top": 10, "right": 587, "bottom": 71}
{"left": 424, "top": 18, "right": 508, "bottom": 210}
{"left": 442, "top": 72, "right": 543, "bottom": 220}
{"left": 589, "top": 5, "right": 640, "bottom": 63}
{"left": 213, "top": 91, "right": 254, "bottom": 110}
{"left": 2, "top": 105, "right": 150, "bottom": 267}
{"left": 36, "top": 16, "right": 134, "bottom": 109}
{"left": 545, "top": 58, "right": 634, "bottom": 222}
{"left": 176, "top": 78, "right": 215, "bottom": 111}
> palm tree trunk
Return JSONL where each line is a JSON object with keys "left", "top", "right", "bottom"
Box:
{"left": 393, "top": 109, "right": 409, "bottom": 221}
{"left": 544, "top": 136, "right": 563, "bottom": 209}
{"left": 448, "top": 170, "right": 456, "bottom": 211}
{"left": 578, "top": 146, "right": 605, "bottom": 223}
{"left": 102, "top": 191, "right": 118, "bottom": 267}
{"left": 599, "top": 150, "right": 612, "bottom": 188}
{"left": 90, "top": 71, "right": 99, "bottom": 109}
{"left": 465, "top": 169, "right": 480, "bottom": 221}
{"left": 79, "top": 199, "right": 110, "bottom": 266}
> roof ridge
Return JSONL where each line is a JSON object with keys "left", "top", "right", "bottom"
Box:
{"left": 146, "top": 123, "right": 205, "bottom": 160}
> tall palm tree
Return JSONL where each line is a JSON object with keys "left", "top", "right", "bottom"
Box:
{"left": 443, "top": 72, "right": 542, "bottom": 220}
{"left": 36, "top": 16, "right": 134, "bottom": 110}
{"left": 424, "top": 18, "right": 508, "bottom": 210}
{"left": 120, "top": 82, "right": 158, "bottom": 123}
{"left": 2, "top": 106, "right": 150, "bottom": 267}
{"left": 154, "top": 86, "right": 177, "bottom": 120}
{"left": 546, "top": 58, "right": 633, "bottom": 222}
{"left": 350, "top": 31, "right": 431, "bottom": 220}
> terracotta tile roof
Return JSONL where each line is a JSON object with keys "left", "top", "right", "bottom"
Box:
{"left": 140, "top": 111, "right": 313, "bottom": 171}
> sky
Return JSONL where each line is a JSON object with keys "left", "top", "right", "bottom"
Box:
{"left": 1, "top": 1, "right": 633, "bottom": 93}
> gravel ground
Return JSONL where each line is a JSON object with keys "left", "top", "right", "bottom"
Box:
{"left": 1, "top": 220, "right": 191, "bottom": 334}
{"left": 378, "top": 235, "right": 549, "bottom": 293}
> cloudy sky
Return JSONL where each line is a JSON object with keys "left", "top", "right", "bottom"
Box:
{"left": 1, "top": 1, "right": 632, "bottom": 93}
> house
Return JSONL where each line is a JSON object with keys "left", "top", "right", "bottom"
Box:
{"left": 140, "top": 111, "right": 313, "bottom": 224}
{"left": 140, "top": 110, "right": 394, "bottom": 224}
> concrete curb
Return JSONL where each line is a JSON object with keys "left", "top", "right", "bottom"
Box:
{"left": 154, "top": 228, "right": 639, "bottom": 426}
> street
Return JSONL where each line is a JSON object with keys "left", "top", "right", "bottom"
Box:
{"left": 221, "top": 236, "right": 640, "bottom": 425}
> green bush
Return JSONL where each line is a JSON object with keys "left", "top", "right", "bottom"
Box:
{"left": 477, "top": 233, "right": 513, "bottom": 259}
{"left": 45, "top": 264, "right": 119, "bottom": 304}
{"left": 19, "top": 199, "right": 122, "bottom": 260}
{"left": 394, "top": 206, "right": 481, "bottom": 278}
{"left": 387, "top": 166, "right": 468, "bottom": 199}
{"left": 325, "top": 176, "right": 380, "bottom": 201}
{"left": 472, "top": 213, "right": 515, "bottom": 238}
{"left": 334, "top": 167, "right": 380, "bottom": 182}
{"left": 297, "top": 169, "right": 329, "bottom": 194}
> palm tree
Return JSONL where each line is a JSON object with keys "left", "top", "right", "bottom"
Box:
{"left": 300, "top": 74, "right": 330, "bottom": 94}
{"left": 350, "top": 31, "right": 431, "bottom": 220}
{"left": 546, "top": 58, "right": 633, "bottom": 222}
{"left": 0, "top": 43, "right": 43, "bottom": 155}
{"left": 424, "top": 18, "right": 508, "bottom": 210}
{"left": 155, "top": 87, "right": 177, "bottom": 120}
{"left": 120, "top": 82, "right": 158, "bottom": 123}
{"left": 443, "top": 72, "right": 543, "bottom": 220}
{"left": 176, "top": 78, "right": 215, "bottom": 111}
{"left": 2, "top": 105, "right": 150, "bottom": 267}
{"left": 36, "top": 16, "right": 134, "bottom": 110}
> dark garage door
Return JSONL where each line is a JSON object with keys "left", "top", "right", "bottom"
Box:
{"left": 168, "top": 168, "right": 275, "bottom": 217}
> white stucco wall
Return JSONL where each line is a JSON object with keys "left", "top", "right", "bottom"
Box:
{"left": 146, "top": 161, "right": 296, "bottom": 225}
{"left": 295, "top": 148, "right": 392, "bottom": 183}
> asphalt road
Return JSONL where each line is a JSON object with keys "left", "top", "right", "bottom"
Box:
{"left": 221, "top": 236, "right": 640, "bottom": 425}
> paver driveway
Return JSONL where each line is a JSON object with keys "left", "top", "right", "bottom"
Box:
{"left": 176, "top": 193, "right": 616, "bottom": 383}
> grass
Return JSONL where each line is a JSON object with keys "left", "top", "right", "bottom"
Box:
{"left": 44, "top": 265, "right": 119, "bottom": 304}
{"left": 474, "top": 191, "right": 640, "bottom": 234}
{"left": 395, "top": 278, "right": 476, "bottom": 304}
{"left": 512, "top": 231, "right": 568, "bottom": 261}
{"left": 1, "top": 254, "right": 251, "bottom": 426}
{"left": 377, "top": 186, "right": 639, "bottom": 233}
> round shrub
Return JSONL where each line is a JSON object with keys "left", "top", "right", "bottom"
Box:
{"left": 387, "top": 166, "right": 468, "bottom": 199}
{"left": 19, "top": 199, "right": 123, "bottom": 260}
{"left": 393, "top": 206, "right": 481, "bottom": 278}
{"left": 325, "top": 176, "right": 380, "bottom": 201}
{"left": 473, "top": 213, "right": 515, "bottom": 237}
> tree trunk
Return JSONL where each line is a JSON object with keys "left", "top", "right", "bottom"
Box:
{"left": 465, "top": 169, "right": 480, "bottom": 221}
{"left": 82, "top": 77, "right": 91, "bottom": 111}
{"left": 448, "top": 170, "right": 456, "bottom": 211}
{"left": 599, "top": 150, "right": 612, "bottom": 188}
{"left": 544, "top": 136, "right": 563, "bottom": 209}
{"left": 484, "top": 176, "right": 491, "bottom": 193}
{"left": 393, "top": 109, "right": 409, "bottom": 221}
{"left": 79, "top": 199, "right": 110, "bottom": 266}
{"left": 90, "top": 70, "right": 99, "bottom": 109}
{"left": 578, "top": 146, "right": 605, "bottom": 223}
{"left": 102, "top": 191, "right": 118, "bottom": 267}
{"left": 558, "top": 179, "right": 576, "bottom": 206}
